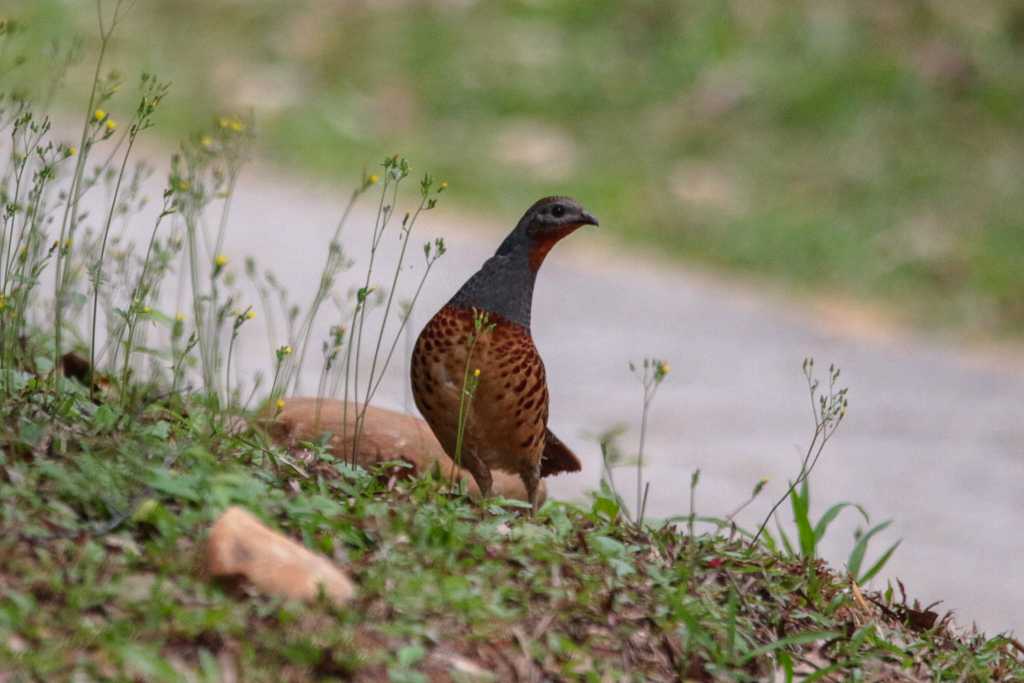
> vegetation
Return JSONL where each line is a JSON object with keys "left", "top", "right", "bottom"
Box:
{"left": 7, "top": 1, "right": 1024, "bottom": 336}
{"left": 1, "top": 4, "right": 1023, "bottom": 681}
{"left": 3, "top": 372, "right": 1024, "bottom": 680}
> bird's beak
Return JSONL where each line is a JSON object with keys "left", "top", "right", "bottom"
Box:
{"left": 579, "top": 211, "right": 599, "bottom": 227}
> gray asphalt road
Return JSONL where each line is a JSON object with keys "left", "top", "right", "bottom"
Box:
{"left": 96, "top": 154, "right": 1023, "bottom": 635}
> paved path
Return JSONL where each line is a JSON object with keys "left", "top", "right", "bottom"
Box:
{"left": 110, "top": 154, "right": 1023, "bottom": 634}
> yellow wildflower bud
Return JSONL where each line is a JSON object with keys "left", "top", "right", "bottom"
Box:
{"left": 0, "top": 295, "right": 6, "bottom": 311}
{"left": 283, "top": 345, "right": 293, "bottom": 356}
{"left": 439, "top": 180, "right": 448, "bottom": 191}
{"left": 368, "top": 174, "right": 379, "bottom": 185}
{"left": 67, "top": 146, "right": 77, "bottom": 157}
{"left": 142, "top": 306, "right": 151, "bottom": 314}
{"left": 175, "top": 313, "right": 185, "bottom": 322}
{"left": 214, "top": 254, "right": 228, "bottom": 268}
{"left": 245, "top": 309, "right": 256, "bottom": 320}
{"left": 94, "top": 109, "right": 106, "bottom": 121}
{"left": 200, "top": 135, "right": 213, "bottom": 147}
{"left": 473, "top": 368, "right": 481, "bottom": 378}
{"left": 105, "top": 119, "right": 118, "bottom": 132}
{"left": 275, "top": 398, "right": 285, "bottom": 410}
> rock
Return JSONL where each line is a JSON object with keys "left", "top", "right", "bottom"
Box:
{"left": 206, "top": 506, "right": 355, "bottom": 606}
{"left": 266, "top": 398, "right": 545, "bottom": 504}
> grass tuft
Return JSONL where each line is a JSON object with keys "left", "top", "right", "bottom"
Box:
{"left": 2, "top": 380, "right": 1022, "bottom": 680}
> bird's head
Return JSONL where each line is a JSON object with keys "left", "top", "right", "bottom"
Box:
{"left": 506, "top": 196, "right": 598, "bottom": 270}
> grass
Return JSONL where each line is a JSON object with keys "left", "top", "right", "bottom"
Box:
{"left": 2, "top": 374, "right": 1023, "bottom": 681}
{"left": 1, "top": 4, "right": 1023, "bottom": 680}
{"left": 5, "top": 1, "right": 1024, "bottom": 336}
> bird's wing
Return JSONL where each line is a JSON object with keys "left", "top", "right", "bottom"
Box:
{"left": 540, "top": 428, "right": 582, "bottom": 476}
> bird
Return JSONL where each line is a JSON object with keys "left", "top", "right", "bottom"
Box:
{"left": 411, "top": 196, "right": 598, "bottom": 510}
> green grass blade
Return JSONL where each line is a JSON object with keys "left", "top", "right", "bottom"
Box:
{"left": 812, "top": 501, "right": 867, "bottom": 543}
{"left": 803, "top": 662, "right": 848, "bottom": 682}
{"left": 847, "top": 520, "right": 893, "bottom": 580}
{"left": 776, "top": 519, "right": 796, "bottom": 557}
{"left": 739, "top": 630, "right": 841, "bottom": 665}
{"left": 858, "top": 539, "right": 902, "bottom": 584}
{"left": 790, "top": 479, "right": 815, "bottom": 559}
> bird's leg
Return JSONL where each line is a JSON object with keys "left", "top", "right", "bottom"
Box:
{"left": 460, "top": 446, "right": 493, "bottom": 499}
{"left": 521, "top": 463, "right": 541, "bottom": 515}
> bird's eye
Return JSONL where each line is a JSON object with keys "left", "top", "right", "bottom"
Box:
{"left": 551, "top": 205, "right": 566, "bottom": 218}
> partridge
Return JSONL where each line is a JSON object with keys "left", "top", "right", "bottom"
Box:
{"left": 411, "top": 196, "right": 598, "bottom": 509}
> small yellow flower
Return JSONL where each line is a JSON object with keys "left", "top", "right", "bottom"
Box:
{"left": 368, "top": 174, "right": 379, "bottom": 185}
{"left": 0, "top": 294, "right": 6, "bottom": 311}
{"left": 142, "top": 306, "right": 151, "bottom": 314}
{"left": 93, "top": 109, "right": 106, "bottom": 122}
{"left": 275, "top": 398, "right": 285, "bottom": 411}
{"left": 214, "top": 254, "right": 228, "bottom": 268}
{"left": 67, "top": 146, "right": 77, "bottom": 157}
{"left": 175, "top": 312, "right": 186, "bottom": 322}
{"left": 439, "top": 180, "right": 448, "bottom": 191}
{"left": 105, "top": 119, "right": 118, "bottom": 132}
{"left": 200, "top": 135, "right": 213, "bottom": 147}
{"left": 64, "top": 239, "right": 72, "bottom": 249}
{"left": 218, "top": 116, "right": 245, "bottom": 132}
{"left": 282, "top": 345, "right": 293, "bottom": 356}
{"left": 245, "top": 309, "right": 256, "bottom": 320}
{"left": 473, "top": 368, "right": 481, "bottom": 378}
{"left": 658, "top": 361, "right": 671, "bottom": 376}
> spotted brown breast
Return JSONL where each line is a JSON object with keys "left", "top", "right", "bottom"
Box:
{"left": 411, "top": 304, "right": 577, "bottom": 503}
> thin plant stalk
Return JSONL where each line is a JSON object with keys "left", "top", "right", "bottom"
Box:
{"left": 341, "top": 166, "right": 398, "bottom": 463}
{"left": 286, "top": 183, "right": 362, "bottom": 395}
{"left": 116, "top": 193, "right": 173, "bottom": 395}
{"left": 350, "top": 190, "right": 432, "bottom": 459}
{"left": 88, "top": 130, "right": 137, "bottom": 398}
{"left": 751, "top": 359, "right": 848, "bottom": 545}
{"left": 630, "top": 358, "right": 669, "bottom": 524}
{"left": 347, "top": 175, "right": 402, "bottom": 461}
{"left": 53, "top": 0, "right": 127, "bottom": 378}
{"left": 452, "top": 309, "right": 493, "bottom": 486}
{"left": 224, "top": 307, "right": 252, "bottom": 416}
{"left": 366, "top": 241, "right": 444, "bottom": 401}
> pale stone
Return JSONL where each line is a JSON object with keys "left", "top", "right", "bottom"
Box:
{"left": 206, "top": 506, "right": 355, "bottom": 606}
{"left": 266, "top": 398, "right": 545, "bottom": 504}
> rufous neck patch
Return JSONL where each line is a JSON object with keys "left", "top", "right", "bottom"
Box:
{"left": 528, "top": 226, "right": 577, "bottom": 271}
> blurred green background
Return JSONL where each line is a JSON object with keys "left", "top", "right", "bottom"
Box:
{"left": 7, "top": 0, "right": 1024, "bottom": 336}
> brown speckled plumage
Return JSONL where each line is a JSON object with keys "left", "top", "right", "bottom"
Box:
{"left": 412, "top": 304, "right": 551, "bottom": 499}
{"left": 411, "top": 197, "right": 597, "bottom": 509}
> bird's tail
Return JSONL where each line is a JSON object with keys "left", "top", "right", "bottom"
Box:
{"left": 540, "top": 429, "right": 583, "bottom": 477}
